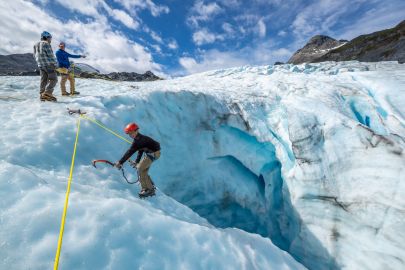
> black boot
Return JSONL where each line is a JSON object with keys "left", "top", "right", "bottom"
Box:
{"left": 138, "top": 188, "right": 155, "bottom": 198}
{"left": 41, "top": 92, "right": 57, "bottom": 102}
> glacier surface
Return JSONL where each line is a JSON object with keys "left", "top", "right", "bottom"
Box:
{"left": 0, "top": 61, "right": 404, "bottom": 270}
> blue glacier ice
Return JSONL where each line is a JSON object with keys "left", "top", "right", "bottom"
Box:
{"left": 0, "top": 61, "right": 404, "bottom": 270}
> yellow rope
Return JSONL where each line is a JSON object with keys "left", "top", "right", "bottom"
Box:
{"left": 54, "top": 118, "right": 81, "bottom": 270}
{"left": 53, "top": 113, "right": 131, "bottom": 268}
{"left": 80, "top": 114, "right": 131, "bottom": 144}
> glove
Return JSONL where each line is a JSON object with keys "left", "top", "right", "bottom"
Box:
{"left": 114, "top": 162, "right": 122, "bottom": 170}
{"left": 81, "top": 55, "right": 86, "bottom": 58}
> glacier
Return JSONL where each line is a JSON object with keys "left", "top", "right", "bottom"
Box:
{"left": 0, "top": 61, "right": 404, "bottom": 270}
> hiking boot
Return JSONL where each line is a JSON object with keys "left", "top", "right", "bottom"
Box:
{"left": 138, "top": 188, "right": 155, "bottom": 198}
{"left": 70, "top": 91, "right": 80, "bottom": 95}
{"left": 61, "top": 91, "right": 70, "bottom": 96}
{"left": 41, "top": 92, "right": 57, "bottom": 102}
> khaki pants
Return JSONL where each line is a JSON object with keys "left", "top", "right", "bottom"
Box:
{"left": 138, "top": 150, "right": 160, "bottom": 190}
{"left": 40, "top": 66, "right": 57, "bottom": 95}
{"left": 61, "top": 73, "right": 75, "bottom": 94}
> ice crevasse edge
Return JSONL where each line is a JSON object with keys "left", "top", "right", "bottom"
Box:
{"left": 0, "top": 61, "right": 404, "bottom": 270}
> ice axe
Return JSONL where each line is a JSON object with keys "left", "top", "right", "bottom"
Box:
{"left": 92, "top": 159, "right": 139, "bottom": 184}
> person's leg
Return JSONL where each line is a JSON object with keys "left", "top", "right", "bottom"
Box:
{"left": 45, "top": 68, "right": 58, "bottom": 94}
{"left": 60, "top": 74, "right": 69, "bottom": 95}
{"left": 137, "top": 156, "right": 154, "bottom": 190}
{"left": 146, "top": 151, "right": 160, "bottom": 188}
{"left": 39, "top": 68, "right": 48, "bottom": 95}
{"left": 68, "top": 73, "right": 79, "bottom": 94}
{"left": 68, "top": 73, "right": 74, "bottom": 93}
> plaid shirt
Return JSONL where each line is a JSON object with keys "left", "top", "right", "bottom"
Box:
{"left": 33, "top": 41, "right": 57, "bottom": 68}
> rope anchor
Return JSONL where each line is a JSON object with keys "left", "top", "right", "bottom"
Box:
{"left": 67, "top": 108, "right": 86, "bottom": 115}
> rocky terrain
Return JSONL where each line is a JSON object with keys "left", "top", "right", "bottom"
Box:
{"left": 288, "top": 20, "right": 405, "bottom": 64}
{"left": 288, "top": 36, "right": 347, "bottom": 64}
{"left": 0, "top": 53, "right": 161, "bottom": 81}
{"left": 0, "top": 53, "right": 38, "bottom": 75}
{"left": 77, "top": 70, "right": 161, "bottom": 81}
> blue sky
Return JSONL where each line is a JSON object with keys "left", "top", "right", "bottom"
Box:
{"left": 0, "top": 0, "right": 404, "bottom": 76}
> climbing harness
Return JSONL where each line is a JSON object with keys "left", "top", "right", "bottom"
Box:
{"left": 92, "top": 159, "right": 139, "bottom": 185}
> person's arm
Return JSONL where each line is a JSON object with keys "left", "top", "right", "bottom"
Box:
{"left": 118, "top": 143, "right": 137, "bottom": 164}
{"left": 66, "top": 51, "right": 83, "bottom": 58}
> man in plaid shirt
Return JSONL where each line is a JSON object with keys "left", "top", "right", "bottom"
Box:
{"left": 33, "top": 31, "right": 58, "bottom": 101}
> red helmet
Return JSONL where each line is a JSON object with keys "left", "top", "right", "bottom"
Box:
{"left": 124, "top": 122, "right": 139, "bottom": 134}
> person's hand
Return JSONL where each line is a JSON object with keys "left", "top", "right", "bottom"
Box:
{"left": 129, "top": 160, "right": 138, "bottom": 169}
{"left": 115, "top": 162, "right": 122, "bottom": 170}
{"left": 81, "top": 55, "right": 86, "bottom": 58}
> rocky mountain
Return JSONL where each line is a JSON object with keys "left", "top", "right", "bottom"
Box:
{"left": 288, "top": 36, "right": 347, "bottom": 64}
{"left": 288, "top": 20, "right": 405, "bottom": 64}
{"left": 0, "top": 53, "right": 38, "bottom": 75}
{"left": 78, "top": 70, "right": 161, "bottom": 81}
{"left": 74, "top": 63, "right": 100, "bottom": 74}
{"left": 0, "top": 53, "right": 161, "bottom": 81}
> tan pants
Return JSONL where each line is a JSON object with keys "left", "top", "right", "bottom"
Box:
{"left": 138, "top": 151, "right": 160, "bottom": 190}
{"left": 61, "top": 73, "right": 75, "bottom": 94}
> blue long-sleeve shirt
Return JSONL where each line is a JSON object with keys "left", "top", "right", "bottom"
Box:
{"left": 56, "top": 49, "right": 81, "bottom": 68}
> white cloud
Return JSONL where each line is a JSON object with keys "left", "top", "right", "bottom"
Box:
{"left": 233, "top": 14, "right": 270, "bottom": 39}
{"left": 151, "top": 44, "right": 162, "bottom": 53}
{"left": 0, "top": 1, "right": 162, "bottom": 74}
{"left": 222, "top": 23, "right": 236, "bottom": 35}
{"left": 290, "top": 0, "right": 405, "bottom": 50}
{"left": 271, "top": 48, "right": 293, "bottom": 59}
{"left": 150, "top": 30, "right": 163, "bottom": 43}
{"left": 218, "top": 0, "right": 241, "bottom": 8}
{"left": 168, "top": 39, "right": 179, "bottom": 50}
{"left": 54, "top": 0, "right": 102, "bottom": 17}
{"left": 179, "top": 57, "right": 199, "bottom": 71}
{"left": 257, "top": 19, "right": 266, "bottom": 38}
{"left": 337, "top": 2, "right": 405, "bottom": 40}
{"left": 277, "top": 30, "right": 287, "bottom": 37}
{"left": 55, "top": 0, "right": 140, "bottom": 30}
{"left": 54, "top": 0, "right": 168, "bottom": 29}
{"left": 187, "top": 1, "right": 223, "bottom": 27}
{"left": 108, "top": 8, "right": 140, "bottom": 29}
{"left": 179, "top": 51, "right": 247, "bottom": 74}
{"left": 178, "top": 44, "right": 293, "bottom": 75}
{"left": 143, "top": 26, "right": 179, "bottom": 51}
{"left": 192, "top": 28, "right": 223, "bottom": 45}
{"left": 292, "top": 0, "right": 350, "bottom": 36}
{"left": 113, "top": 0, "right": 169, "bottom": 17}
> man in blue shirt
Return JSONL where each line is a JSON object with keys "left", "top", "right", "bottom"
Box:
{"left": 55, "top": 42, "right": 86, "bottom": 96}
